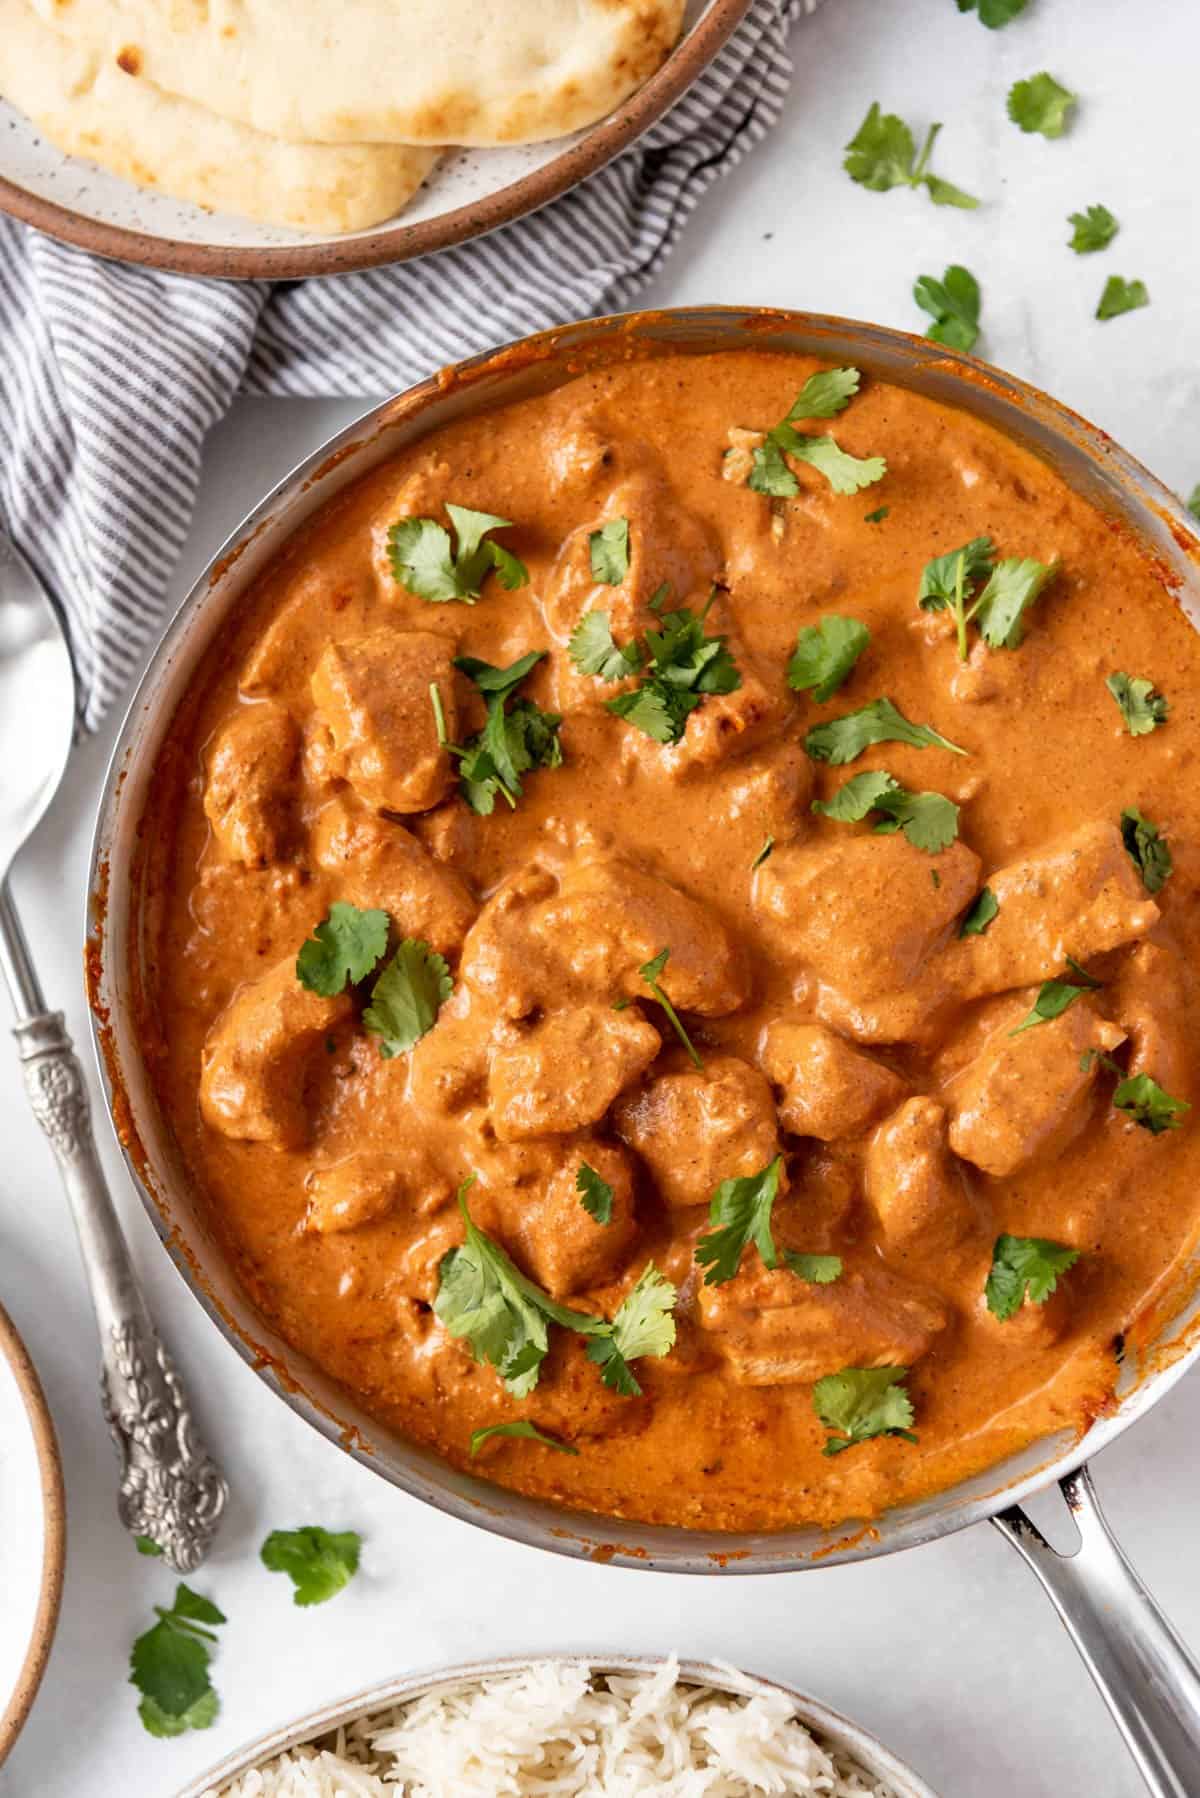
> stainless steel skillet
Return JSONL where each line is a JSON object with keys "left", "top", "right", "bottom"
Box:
{"left": 86, "top": 308, "right": 1200, "bottom": 1795}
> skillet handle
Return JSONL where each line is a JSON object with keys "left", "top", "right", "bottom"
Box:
{"left": 993, "top": 1464, "right": 1200, "bottom": 1798}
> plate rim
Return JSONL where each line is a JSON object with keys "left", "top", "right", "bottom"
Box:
{"left": 0, "top": 0, "right": 753, "bottom": 280}
{"left": 0, "top": 1298, "right": 66, "bottom": 1770}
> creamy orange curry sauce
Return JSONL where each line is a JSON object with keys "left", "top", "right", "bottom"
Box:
{"left": 139, "top": 350, "right": 1200, "bottom": 1532}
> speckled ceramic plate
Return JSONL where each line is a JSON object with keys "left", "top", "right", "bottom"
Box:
{"left": 0, "top": 1299, "right": 64, "bottom": 1768}
{"left": 0, "top": 0, "right": 747, "bottom": 279}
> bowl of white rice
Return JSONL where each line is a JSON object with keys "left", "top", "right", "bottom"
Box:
{"left": 179, "top": 1655, "right": 938, "bottom": 1798}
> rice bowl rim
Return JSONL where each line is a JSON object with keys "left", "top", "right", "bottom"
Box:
{"left": 172, "top": 1654, "right": 940, "bottom": 1798}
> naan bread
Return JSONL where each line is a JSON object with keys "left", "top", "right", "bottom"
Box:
{"left": 1, "top": 0, "right": 440, "bottom": 232}
{"left": 27, "top": 0, "right": 687, "bottom": 148}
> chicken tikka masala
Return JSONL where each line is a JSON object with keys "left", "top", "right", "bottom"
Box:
{"left": 139, "top": 350, "right": 1200, "bottom": 1531}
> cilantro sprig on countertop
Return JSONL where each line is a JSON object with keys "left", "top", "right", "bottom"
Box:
{"left": 746, "top": 368, "right": 887, "bottom": 500}
{"left": 433, "top": 651, "right": 563, "bottom": 814}
{"left": 261, "top": 1527, "right": 361, "bottom": 1607}
{"left": 695, "top": 1156, "right": 842, "bottom": 1288}
{"left": 986, "top": 1236, "right": 1080, "bottom": 1321}
{"left": 1097, "top": 276, "right": 1150, "bottom": 321}
{"left": 844, "top": 104, "right": 979, "bottom": 209}
{"left": 601, "top": 593, "right": 742, "bottom": 746}
{"left": 813, "top": 770, "right": 961, "bottom": 854}
{"left": 914, "top": 265, "right": 981, "bottom": 352}
{"left": 1069, "top": 204, "right": 1118, "bottom": 254}
{"left": 787, "top": 615, "right": 870, "bottom": 703}
{"left": 918, "top": 537, "right": 1057, "bottom": 660}
{"left": 804, "top": 696, "right": 966, "bottom": 765}
{"left": 1008, "top": 72, "right": 1077, "bottom": 139}
{"left": 957, "top": 0, "right": 1028, "bottom": 25}
{"left": 1009, "top": 957, "right": 1100, "bottom": 1035}
{"left": 363, "top": 939, "right": 452, "bottom": 1057}
{"left": 470, "top": 1419, "right": 578, "bottom": 1457}
{"left": 388, "top": 504, "right": 528, "bottom": 603}
{"left": 1120, "top": 808, "right": 1173, "bottom": 893}
{"left": 130, "top": 1583, "right": 226, "bottom": 1738}
{"left": 296, "top": 901, "right": 389, "bottom": 996}
{"left": 813, "top": 1367, "right": 916, "bottom": 1457}
{"left": 1106, "top": 673, "right": 1168, "bottom": 737}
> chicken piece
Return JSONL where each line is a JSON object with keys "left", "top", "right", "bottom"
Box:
{"left": 940, "top": 822, "right": 1159, "bottom": 1002}
{"left": 239, "top": 564, "right": 377, "bottom": 698}
{"left": 408, "top": 991, "right": 491, "bottom": 1119}
{"left": 199, "top": 956, "right": 351, "bottom": 1148}
{"left": 310, "top": 628, "right": 459, "bottom": 815}
{"left": 761, "top": 1021, "right": 906, "bottom": 1142}
{"left": 1109, "top": 943, "right": 1192, "bottom": 1102}
{"left": 311, "top": 796, "right": 477, "bottom": 959}
{"left": 202, "top": 703, "right": 299, "bottom": 866}
{"left": 304, "top": 1149, "right": 452, "bottom": 1235}
{"left": 864, "top": 1097, "right": 982, "bottom": 1261}
{"left": 697, "top": 1258, "right": 949, "bottom": 1386}
{"left": 945, "top": 1000, "right": 1127, "bottom": 1179}
{"left": 488, "top": 1006, "right": 661, "bottom": 1142}
{"left": 520, "top": 1332, "right": 651, "bottom": 1444}
{"left": 614, "top": 1055, "right": 781, "bottom": 1211}
{"left": 754, "top": 835, "right": 982, "bottom": 1042}
{"left": 493, "top": 1139, "right": 639, "bottom": 1298}
{"left": 711, "top": 742, "right": 814, "bottom": 846}
{"left": 460, "top": 853, "right": 749, "bottom": 1018}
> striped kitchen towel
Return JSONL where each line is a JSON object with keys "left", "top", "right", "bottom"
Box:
{"left": 0, "top": 0, "right": 814, "bottom": 732}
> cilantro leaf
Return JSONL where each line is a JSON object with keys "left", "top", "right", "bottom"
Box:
{"left": 296, "top": 902, "right": 389, "bottom": 997}
{"left": 605, "top": 684, "right": 681, "bottom": 744}
{"left": 844, "top": 104, "right": 979, "bottom": 208}
{"left": 813, "top": 770, "right": 960, "bottom": 852}
{"left": 568, "top": 612, "right": 643, "bottom": 682}
{"left": 260, "top": 1527, "right": 361, "bottom": 1608}
{"left": 1008, "top": 72, "right": 1077, "bottom": 138}
{"left": 695, "top": 1156, "right": 785, "bottom": 1286}
{"left": 577, "top": 1162, "right": 614, "bottom": 1226}
{"left": 604, "top": 597, "right": 741, "bottom": 748}
{"left": 813, "top": 1367, "right": 916, "bottom": 1456}
{"left": 1113, "top": 1073, "right": 1190, "bottom": 1135}
{"left": 387, "top": 504, "right": 527, "bottom": 603}
{"left": 958, "top": 0, "right": 1028, "bottom": 25}
{"left": 130, "top": 1583, "right": 226, "bottom": 1738}
{"left": 589, "top": 517, "right": 631, "bottom": 585}
{"left": 986, "top": 1235, "right": 1080, "bottom": 1321}
{"left": 1120, "top": 808, "right": 1173, "bottom": 893}
{"left": 1188, "top": 485, "right": 1200, "bottom": 523}
{"left": 434, "top": 1181, "right": 607, "bottom": 1397}
{"left": 469, "top": 1420, "right": 578, "bottom": 1457}
{"left": 639, "top": 946, "right": 703, "bottom": 1069}
{"left": 787, "top": 615, "right": 870, "bottom": 703}
{"left": 785, "top": 367, "right": 861, "bottom": 420}
{"left": 1097, "top": 276, "right": 1149, "bottom": 321}
{"left": 919, "top": 536, "right": 996, "bottom": 612}
{"left": 914, "top": 264, "right": 982, "bottom": 352}
{"left": 440, "top": 658, "right": 563, "bottom": 813}
{"left": 135, "top": 1535, "right": 164, "bottom": 1557}
{"left": 959, "top": 887, "right": 1000, "bottom": 937}
{"left": 973, "top": 557, "right": 1057, "bottom": 648}
{"left": 585, "top": 1264, "right": 678, "bottom": 1396}
{"left": 774, "top": 428, "right": 888, "bottom": 496}
{"left": 865, "top": 506, "right": 889, "bottom": 524}
{"left": 804, "top": 695, "right": 966, "bottom": 764}
{"left": 1068, "top": 204, "right": 1118, "bottom": 254}
{"left": 782, "top": 1251, "right": 843, "bottom": 1284}
{"left": 748, "top": 435, "right": 799, "bottom": 498}
{"left": 362, "top": 939, "right": 452, "bottom": 1058}
{"left": 452, "top": 650, "right": 545, "bottom": 696}
{"left": 1106, "top": 673, "right": 1168, "bottom": 737}
{"left": 751, "top": 835, "right": 775, "bottom": 871}
{"left": 1009, "top": 973, "right": 1094, "bottom": 1035}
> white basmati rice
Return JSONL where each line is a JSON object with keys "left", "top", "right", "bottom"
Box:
{"left": 208, "top": 1658, "right": 904, "bottom": 1798}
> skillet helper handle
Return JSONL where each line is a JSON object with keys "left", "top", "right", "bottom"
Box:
{"left": 993, "top": 1464, "right": 1200, "bottom": 1798}
{"left": 2, "top": 882, "right": 227, "bottom": 1569}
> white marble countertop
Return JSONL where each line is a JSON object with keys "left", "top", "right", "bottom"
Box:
{"left": 4, "top": 0, "right": 1200, "bottom": 1792}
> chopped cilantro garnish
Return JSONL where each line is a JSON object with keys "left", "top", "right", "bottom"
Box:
{"left": 744, "top": 367, "right": 886, "bottom": 501}
{"left": 469, "top": 1420, "right": 578, "bottom": 1457}
{"left": 957, "top": 0, "right": 1028, "bottom": 24}
{"left": 695, "top": 1156, "right": 785, "bottom": 1286}
{"left": 387, "top": 503, "right": 528, "bottom": 603}
{"left": 1106, "top": 673, "right": 1168, "bottom": 737}
{"left": 783, "top": 1252, "right": 844, "bottom": 1285}
{"left": 920, "top": 542, "right": 1056, "bottom": 661}
{"left": 1008, "top": 72, "right": 1077, "bottom": 138}
{"left": 787, "top": 615, "right": 870, "bottom": 703}
{"left": 986, "top": 1235, "right": 1080, "bottom": 1321}
{"left": 567, "top": 612, "right": 643, "bottom": 682}
{"left": 751, "top": 835, "right": 775, "bottom": 871}
{"left": 295, "top": 901, "right": 389, "bottom": 997}
{"left": 1120, "top": 808, "right": 1172, "bottom": 893}
{"left": 914, "top": 264, "right": 981, "bottom": 351}
{"left": 769, "top": 429, "right": 889, "bottom": 497}
{"left": 1068, "top": 204, "right": 1118, "bottom": 253}
{"left": 1113, "top": 1072, "right": 1190, "bottom": 1134}
{"left": 577, "top": 1162, "right": 614, "bottom": 1226}
{"left": 639, "top": 947, "right": 703, "bottom": 1069}
{"left": 135, "top": 1535, "right": 164, "bottom": 1557}
{"left": 589, "top": 517, "right": 631, "bottom": 585}
{"left": 453, "top": 650, "right": 544, "bottom": 695}
{"left": 435, "top": 655, "right": 563, "bottom": 813}
{"left": 603, "top": 595, "right": 741, "bottom": 747}
{"left": 865, "top": 506, "right": 890, "bottom": 524}
{"left": 585, "top": 1264, "right": 678, "bottom": 1396}
{"left": 1097, "top": 276, "right": 1149, "bottom": 321}
{"left": 784, "top": 367, "right": 862, "bottom": 419}
{"left": 1009, "top": 960, "right": 1099, "bottom": 1036}
{"left": 130, "top": 1583, "right": 226, "bottom": 1739}
{"left": 814, "top": 1367, "right": 916, "bottom": 1456}
{"left": 959, "top": 887, "right": 999, "bottom": 937}
{"left": 362, "top": 939, "right": 452, "bottom": 1058}
{"left": 804, "top": 696, "right": 966, "bottom": 765}
{"left": 260, "top": 1527, "right": 361, "bottom": 1608}
{"left": 813, "top": 769, "right": 960, "bottom": 853}
{"left": 919, "top": 536, "right": 996, "bottom": 611}
{"left": 844, "top": 104, "right": 979, "bottom": 208}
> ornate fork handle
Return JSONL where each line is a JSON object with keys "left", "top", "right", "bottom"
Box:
{"left": 14, "top": 1008, "right": 226, "bottom": 1570}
